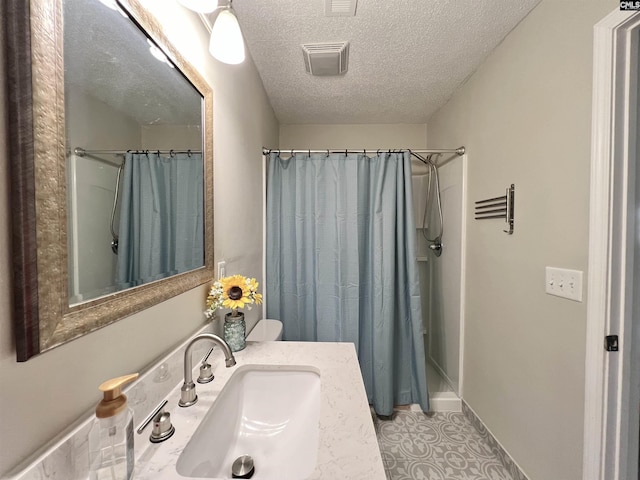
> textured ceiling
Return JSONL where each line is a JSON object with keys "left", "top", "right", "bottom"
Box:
{"left": 64, "top": 0, "right": 202, "bottom": 126}
{"left": 231, "top": 0, "right": 542, "bottom": 124}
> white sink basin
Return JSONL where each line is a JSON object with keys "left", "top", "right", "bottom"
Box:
{"left": 176, "top": 365, "right": 321, "bottom": 480}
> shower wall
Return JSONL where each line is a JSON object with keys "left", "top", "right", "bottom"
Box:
{"left": 67, "top": 156, "right": 120, "bottom": 302}
{"left": 418, "top": 157, "right": 466, "bottom": 394}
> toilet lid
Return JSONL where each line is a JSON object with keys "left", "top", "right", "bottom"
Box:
{"left": 246, "top": 319, "right": 282, "bottom": 341}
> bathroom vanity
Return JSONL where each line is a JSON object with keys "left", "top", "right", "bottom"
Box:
{"left": 137, "top": 341, "right": 385, "bottom": 479}
{"left": 6, "top": 327, "right": 385, "bottom": 480}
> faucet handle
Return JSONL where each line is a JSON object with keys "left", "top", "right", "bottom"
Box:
{"left": 137, "top": 400, "right": 175, "bottom": 443}
{"left": 197, "top": 347, "right": 215, "bottom": 384}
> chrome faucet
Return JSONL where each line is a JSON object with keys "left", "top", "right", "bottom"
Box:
{"left": 179, "top": 333, "right": 236, "bottom": 407}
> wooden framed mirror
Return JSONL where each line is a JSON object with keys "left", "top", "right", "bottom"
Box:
{"left": 5, "top": 0, "right": 214, "bottom": 361}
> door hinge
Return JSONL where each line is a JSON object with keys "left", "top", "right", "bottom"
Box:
{"left": 605, "top": 335, "right": 619, "bottom": 352}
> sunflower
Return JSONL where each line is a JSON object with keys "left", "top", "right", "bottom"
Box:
{"left": 220, "top": 275, "right": 252, "bottom": 311}
{"left": 205, "top": 274, "right": 263, "bottom": 319}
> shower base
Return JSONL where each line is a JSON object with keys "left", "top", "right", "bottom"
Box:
{"left": 426, "top": 362, "right": 461, "bottom": 412}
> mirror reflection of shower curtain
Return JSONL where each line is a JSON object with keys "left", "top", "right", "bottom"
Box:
{"left": 266, "top": 151, "right": 429, "bottom": 416}
{"left": 115, "top": 152, "right": 204, "bottom": 288}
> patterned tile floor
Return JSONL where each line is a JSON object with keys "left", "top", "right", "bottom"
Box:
{"left": 374, "top": 410, "right": 514, "bottom": 480}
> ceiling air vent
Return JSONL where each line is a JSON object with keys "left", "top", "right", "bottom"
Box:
{"left": 302, "top": 42, "right": 349, "bottom": 76}
{"left": 325, "top": 0, "right": 357, "bottom": 16}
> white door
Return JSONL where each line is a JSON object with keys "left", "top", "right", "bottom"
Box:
{"left": 584, "top": 9, "right": 640, "bottom": 480}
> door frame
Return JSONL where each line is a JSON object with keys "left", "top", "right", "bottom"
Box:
{"left": 584, "top": 8, "right": 640, "bottom": 480}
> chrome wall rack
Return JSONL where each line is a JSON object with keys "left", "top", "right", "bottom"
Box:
{"left": 474, "top": 184, "right": 515, "bottom": 235}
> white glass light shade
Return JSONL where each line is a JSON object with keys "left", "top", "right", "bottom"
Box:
{"left": 98, "top": 0, "right": 127, "bottom": 17}
{"left": 177, "top": 0, "right": 219, "bottom": 13}
{"left": 98, "top": 0, "right": 118, "bottom": 9}
{"left": 209, "top": 8, "right": 245, "bottom": 65}
{"left": 146, "top": 39, "right": 175, "bottom": 68}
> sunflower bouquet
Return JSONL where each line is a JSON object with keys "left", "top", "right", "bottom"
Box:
{"left": 205, "top": 274, "right": 263, "bottom": 320}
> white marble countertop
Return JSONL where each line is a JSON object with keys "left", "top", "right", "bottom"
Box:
{"left": 135, "top": 341, "right": 386, "bottom": 480}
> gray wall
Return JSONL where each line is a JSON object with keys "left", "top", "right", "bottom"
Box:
{"left": 426, "top": 1, "right": 617, "bottom": 478}
{"left": 279, "top": 123, "right": 427, "bottom": 150}
{"left": 0, "top": 3, "right": 279, "bottom": 475}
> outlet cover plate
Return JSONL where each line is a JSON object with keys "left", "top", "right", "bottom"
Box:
{"left": 545, "top": 266, "right": 583, "bottom": 302}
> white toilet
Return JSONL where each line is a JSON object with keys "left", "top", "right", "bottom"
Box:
{"left": 246, "top": 319, "right": 283, "bottom": 341}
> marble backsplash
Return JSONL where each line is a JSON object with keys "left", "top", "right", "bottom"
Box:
{"left": 5, "top": 323, "right": 216, "bottom": 480}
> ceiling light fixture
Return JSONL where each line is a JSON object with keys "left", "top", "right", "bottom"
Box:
{"left": 177, "top": 0, "right": 219, "bottom": 14}
{"left": 208, "top": 3, "right": 245, "bottom": 65}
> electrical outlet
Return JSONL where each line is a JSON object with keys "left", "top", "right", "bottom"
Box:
{"left": 545, "top": 266, "right": 583, "bottom": 302}
{"left": 217, "top": 261, "right": 226, "bottom": 279}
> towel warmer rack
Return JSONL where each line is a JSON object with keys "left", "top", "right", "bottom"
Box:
{"left": 474, "top": 184, "right": 515, "bottom": 235}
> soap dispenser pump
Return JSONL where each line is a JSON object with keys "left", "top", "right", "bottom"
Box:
{"left": 89, "top": 373, "right": 139, "bottom": 480}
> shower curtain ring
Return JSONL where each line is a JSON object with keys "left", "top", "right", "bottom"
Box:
{"left": 170, "top": 149, "right": 175, "bottom": 157}
{"left": 326, "top": 149, "right": 329, "bottom": 158}
{"left": 187, "top": 149, "right": 192, "bottom": 157}
{"left": 308, "top": 149, "right": 311, "bottom": 158}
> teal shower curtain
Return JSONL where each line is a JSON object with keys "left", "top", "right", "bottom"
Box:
{"left": 266, "top": 151, "right": 429, "bottom": 415}
{"left": 116, "top": 152, "right": 204, "bottom": 288}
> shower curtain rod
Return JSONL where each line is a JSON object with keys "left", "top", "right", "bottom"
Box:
{"left": 74, "top": 147, "right": 202, "bottom": 157}
{"left": 262, "top": 147, "right": 465, "bottom": 156}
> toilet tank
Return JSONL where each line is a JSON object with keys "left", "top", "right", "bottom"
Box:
{"left": 246, "top": 319, "right": 283, "bottom": 342}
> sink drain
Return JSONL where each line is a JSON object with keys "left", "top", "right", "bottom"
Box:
{"left": 231, "top": 455, "right": 255, "bottom": 479}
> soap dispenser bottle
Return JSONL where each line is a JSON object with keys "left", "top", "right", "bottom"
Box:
{"left": 89, "top": 373, "right": 139, "bottom": 480}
